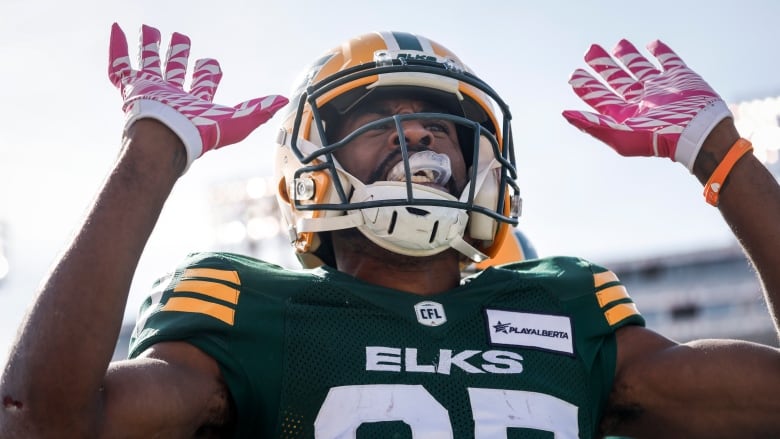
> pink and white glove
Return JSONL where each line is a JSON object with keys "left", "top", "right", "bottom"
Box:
{"left": 108, "top": 23, "right": 289, "bottom": 172}
{"left": 562, "top": 39, "right": 732, "bottom": 172}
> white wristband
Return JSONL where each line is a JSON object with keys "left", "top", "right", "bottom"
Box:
{"left": 674, "top": 99, "right": 732, "bottom": 173}
{"left": 124, "top": 99, "right": 203, "bottom": 173}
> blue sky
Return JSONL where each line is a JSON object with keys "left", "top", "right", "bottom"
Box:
{"left": 1, "top": 0, "right": 779, "bottom": 365}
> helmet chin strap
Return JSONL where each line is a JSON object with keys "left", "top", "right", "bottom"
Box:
{"left": 450, "top": 235, "right": 489, "bottom": 262}
{"left": 295, "top": 174, "right": 489, "bottom": 262}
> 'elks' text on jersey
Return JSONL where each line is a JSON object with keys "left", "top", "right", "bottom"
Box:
{"left": 365, "top": 346, "right": 525, "bottom": 374}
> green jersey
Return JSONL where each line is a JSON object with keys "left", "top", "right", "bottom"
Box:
{"left": 129, "top": 252, "right": 644, "bottom": 438}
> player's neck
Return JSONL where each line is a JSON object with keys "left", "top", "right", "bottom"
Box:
{"left": 331, "top": 231, "right": 461, "bottom": 295}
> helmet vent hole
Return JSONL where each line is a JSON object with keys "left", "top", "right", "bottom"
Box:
{"left": 405, "top": 207, "right": 429, "bottom": 217}
{"left": 387, "top": 211, "right": 398, "bottom": 234}
{"left": 429, "top": 221, "right": 439, "bottom": 243}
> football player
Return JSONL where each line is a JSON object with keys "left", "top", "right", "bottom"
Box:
{"left": 3, "top": 23, "right": 780, "bottom": 438}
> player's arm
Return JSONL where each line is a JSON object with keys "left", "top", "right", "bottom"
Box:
{"left": 0, "top": 119, "right": 217, "bottom": 437}
{"left": 0, "top": 24, "right": 285, "bottom": 437}
{"left": 604, "top": 120, "right": 780, "bottom": 437}
{"left": 605, "top": 325, "right": 780, "bottom": 437}
{"left": 563, "top": 40, "right": 780, "bottom": 437}
{"left": 100, "top": 342, "right": 234, "bottom": 438}
{"left": 691, "top": 114, "right": 780, "bottom": 327}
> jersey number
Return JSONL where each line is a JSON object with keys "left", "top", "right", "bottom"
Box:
{"left": 314, "top": 384, "right": 579, "bottom": 438}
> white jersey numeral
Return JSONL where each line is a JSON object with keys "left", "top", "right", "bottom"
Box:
{"left": 314, "top": 384, "right": 579, "bottom": 438}
{"left": 470, "top": 387, "right": 579, "bottom": 438}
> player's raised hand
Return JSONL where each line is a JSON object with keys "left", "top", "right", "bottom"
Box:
{"left": 562, "top": 39, "right": 731, "bottom": 172}
{"left": 108, "top": 23, "right": 289, "bottom": 172}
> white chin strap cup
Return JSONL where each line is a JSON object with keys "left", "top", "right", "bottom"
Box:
{"left": 296, "top": 180, "right": 488, "bottom": 262}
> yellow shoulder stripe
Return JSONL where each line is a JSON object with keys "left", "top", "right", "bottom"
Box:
{"left": 174, "top": 280, "right": 239, "bottom": 305}
{"left": 595, "top": 284, "right": 629, "bottom": 308}
{"left": 604, "top": 302, "right": 639, "bottom": 326}
{"left": 182, "top": 267, "right": 240, "bottom": 285}
{"left": 162, "top": 297, "right": 235, "bottom": 325}
{"left": 593, "top": 270, "right": 619, "bottom": 288}
{"left": 593, "top": 271, "right": 640, "bottom": 326}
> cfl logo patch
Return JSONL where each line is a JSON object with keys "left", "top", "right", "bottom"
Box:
{"left": 414, "top": 301, "right": 447, "bottom": 326}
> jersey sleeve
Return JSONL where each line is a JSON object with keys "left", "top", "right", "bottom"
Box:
{"left": 551, "top": 257, "right": 645, "bottom": 332}
{"left": 128, "top": 252, "right": 265, "bottom": 434}
{"left": 129, "top": 252, "right": 244, "bottom": 358}
{"left": 127, "top": 252, "right": 305, "bottom": 437}
{"left": 588, "top": 262, "right": 645, "bottom": 330}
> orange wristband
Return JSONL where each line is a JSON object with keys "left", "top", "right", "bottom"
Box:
{"left": 703, "top": 138, "right": 753, "bottom": 206}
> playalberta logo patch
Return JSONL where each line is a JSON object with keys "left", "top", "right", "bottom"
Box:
{"left": 485, "top": 309, "right": 574, "bottom": 355}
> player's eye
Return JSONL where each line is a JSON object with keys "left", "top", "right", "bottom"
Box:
{"left": 425, "top": 121, "right": 450, "bottom": 134}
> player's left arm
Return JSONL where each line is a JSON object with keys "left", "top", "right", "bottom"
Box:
{"left": 564, "top": 39, "right": 780, "bottom": 436}
{"left": 609, "top": 118, "right": 780, "bottom": 438}
{"left": 605, "top": 324, "right": 780, "bottom": 437}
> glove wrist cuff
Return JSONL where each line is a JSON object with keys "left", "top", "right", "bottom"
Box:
{"left": 124, "top": 99, "right": 203, "bottom": 173}
{"left": 675, "top": 99, "right": 732, "bottom": 173}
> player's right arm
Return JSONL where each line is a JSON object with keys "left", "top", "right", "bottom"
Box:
{"left": 0, "top": 119, "right": 223, "bottom": 437}
{"left": 100, "top": 342, "right": 234, "bottom": 438}
{"left": 0, "top": 23, "right": 286, "bottom": 437}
